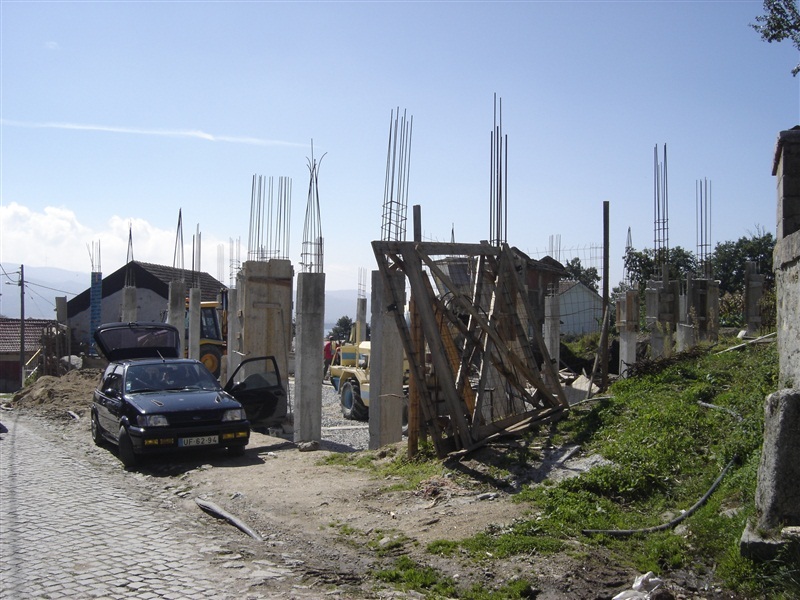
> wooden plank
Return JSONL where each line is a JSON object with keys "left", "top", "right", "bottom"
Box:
{"left": 399, "top": 245, "right": 474, "bottom": 450}
{"left": 371, "top": 247, "right": 447, "bottom": 456}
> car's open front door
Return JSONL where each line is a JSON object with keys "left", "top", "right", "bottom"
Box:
{"left": 224, "top": 356, "right": 288, "bottom": 432}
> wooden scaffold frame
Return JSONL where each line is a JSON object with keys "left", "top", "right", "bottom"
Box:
{"left": 372, "top": 240, "right": 569, "bottom": 458}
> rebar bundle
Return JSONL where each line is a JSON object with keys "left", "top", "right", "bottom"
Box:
{"left": 228, "top": 237, "right": 241, "bottom": 288}
{"left": 696, "top": 178, "right": 712, "bottom": 279}
{"left": 381, "top": 108, "right": 413, "bottom": 242}
{"left": 300, "top": 142, "right": 325, "bottom": 273}
{"left": 490, "top": 94, "right": 508, "bottom": 248}
{"left": 653, "top": 144, "right": 669, "bottom": 271}
{"left": 248, "top": 174, "right": 292, "bottom": 261}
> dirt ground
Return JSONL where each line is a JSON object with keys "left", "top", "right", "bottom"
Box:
{"left": 4, "top": 370, "right": 745, "bottom": 599}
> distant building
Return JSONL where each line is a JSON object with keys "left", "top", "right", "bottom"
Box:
{"left": 0, "top": 318, "right": 57, "bottom": 392}
{"left": 559, "top": 280, "right": 604, "bottom": 337}
{"left": 66, "top": 261, "right": 226, "bottom": 350}
{"left": 430, "top": 248, "right": 566, "bottom": 326}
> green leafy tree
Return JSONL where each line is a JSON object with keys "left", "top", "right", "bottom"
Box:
{"left": 328, "top": 315, "right": 353, "bottom": 341}
{"left": 710, "top": 229, "right": 775, "bottom": 295}
{"left": 623, "top": 246, "right": 697, "bottom": 286}
{"left": 563, "top": 257, "right": 601, "bottom": 292}
{"left": 752, "top": 0, "right": 800, "bottom": 75}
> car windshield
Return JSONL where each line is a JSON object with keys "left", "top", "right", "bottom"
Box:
{"left": 126, "top": 363, "right": 220, "bottom": 393}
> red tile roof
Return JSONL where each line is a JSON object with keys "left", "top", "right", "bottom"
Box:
{"left": 0, "top": 318, "right": 57, "bottom": 354}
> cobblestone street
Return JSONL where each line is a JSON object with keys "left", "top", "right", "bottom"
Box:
{"left": 0, "top": 411, "right": 307, "bottom": 600}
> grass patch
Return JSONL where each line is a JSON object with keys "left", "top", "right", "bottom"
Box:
{"left": 373, "top": 555, "right": 538, "bottom": 599}
{"left": 425, "top": 340, "right": 790, "bottom": 597}
{"left": 320, "top": 441, "right": 454, "bottom": 491}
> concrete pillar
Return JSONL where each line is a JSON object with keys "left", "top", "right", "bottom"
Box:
{"left": 294, "top": 272, "right": 325, "bottom": 443}
{"left": 742, "top": 390, "right": 800, "bottom": 559}
{"left": 187, "top": 287, "right": 201, "bottom": 361}
{"left": 543, "top": 293, "right": 560, "bottom": 370}
{"left": 237, "top": 259, "right": 294, "bottom": 380}
{"left": 617, "top": 290, "right": 638, "bottom": 378}
{"left": 774, "top": 127, "right": 800, "bottom": 241}
{"left": 743, "top": 262, "right": 765, "bottom": 337}
{"left": 167, "top": 281, "right": 187, "bottom": 357}
{"left": 56, "top": 297, "right": 67, "bottom": 324}
{"left": 773, "top": 128, "right": 800, "bottom": 387}
{"left": 369, "top": 270, "right": 405, "bottom": 450}
{"left": 645, "top": 277, "right": 677, "bottom": 359}
{"left": 355, "top": 296, "right": 368, "bottom": 343}
{"left": 740, "top": 127, "right": 800, "bottom": 560}
{"left": 226, "top": 288, "right": 242, "bottom": 378}
{"left": 121, "top": 286, "right": 137, "bottom": 323}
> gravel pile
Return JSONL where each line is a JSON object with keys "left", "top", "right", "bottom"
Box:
{"left": 285, "top": 378, "right": 370, "bottom": 452}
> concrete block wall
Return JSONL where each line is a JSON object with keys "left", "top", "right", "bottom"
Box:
{"left": 741, "top": 127, "right": 800, "bottom": 559}
{"left": 773, "top": 128, "right": 800, "bottom": 388}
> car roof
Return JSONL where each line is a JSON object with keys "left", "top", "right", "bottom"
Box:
{"left": 114, "top": 358, "right": 200, "bottom": 368}
{"left": 94, "top": 322, "right": 182, "bottom": 362}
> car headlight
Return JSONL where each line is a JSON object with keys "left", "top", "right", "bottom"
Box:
{"left": 137, "top": 414, "right": 170, "bottom": 427}
{"left": 222, "top": 408, "right": 246, "bottom": 422}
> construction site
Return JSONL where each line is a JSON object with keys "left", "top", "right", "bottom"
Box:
{"left": 3, "top": 96, "right": 800, "bottom": 598}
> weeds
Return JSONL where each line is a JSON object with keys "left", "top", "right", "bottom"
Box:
{"left": 326, "top": 339, "right": 790, "bottom": 597}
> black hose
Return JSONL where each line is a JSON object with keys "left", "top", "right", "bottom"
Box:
{"left": 582, "top": 455, "right": 738, "bottom": 537}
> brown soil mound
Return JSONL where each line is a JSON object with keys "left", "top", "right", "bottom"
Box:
{"left": 9, "top": 369, "right": 101, "bottom": 418}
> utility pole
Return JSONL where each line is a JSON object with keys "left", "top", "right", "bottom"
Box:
{"left": 601, "top": 203, "right": 609, "bottom": 390}
{"left": 19, "top": 264, "right": 25, "bottom": 388}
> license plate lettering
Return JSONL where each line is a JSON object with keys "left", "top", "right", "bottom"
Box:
{"left": 179, "top": 435, "right": 218, "bottom": 447}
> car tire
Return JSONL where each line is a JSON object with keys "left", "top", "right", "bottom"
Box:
{"left": 340, "top": 380, "right": 368, "bottom": 421}
{"left": 91, "top": 410, "right": 105, "bottom": 446}
{"left": 227, "top": 445, "right": 245, "bottom": 457}
{"left": 117, "top": 426, "right": 138, "bottom": 469}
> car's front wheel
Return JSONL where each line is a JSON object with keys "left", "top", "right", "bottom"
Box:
{"left": 117, "top": 426, "right": 138, "bottom": 469}
{"left": 91, "top": 410, "right": 105, "bottom": 446}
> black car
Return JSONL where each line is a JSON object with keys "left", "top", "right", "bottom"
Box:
{"left": 91, "top": 322, "right": 287, "bottom": 468}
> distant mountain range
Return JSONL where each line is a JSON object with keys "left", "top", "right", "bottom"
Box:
{"left": 0, "top": 263, "right": 368, "bottom": 328}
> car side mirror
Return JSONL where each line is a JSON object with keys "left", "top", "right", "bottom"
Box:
{"left": 103, "top": 387, "right": 119, "bottom": 398}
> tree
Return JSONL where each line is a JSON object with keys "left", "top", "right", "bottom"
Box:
{"left": 710, "top": 229, "right": 775, "bottom": 295}
{"left": 563, "top": 257, "right": 601, "bottom": 292}
{"left": 328, "top": 315, "right": 353, "bottom": 341}
{"left": 623, "top": 246, "right": 698, "bottom": 286}
{"left": 752, "top": 0, "right": 800, "bottom": 75}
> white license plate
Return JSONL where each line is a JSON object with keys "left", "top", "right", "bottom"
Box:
{"left": 179, "top": 435, "right": 218, "bottom": 447}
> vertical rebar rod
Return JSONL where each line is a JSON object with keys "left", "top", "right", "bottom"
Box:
{"left": 381, "top": 107, "right": 412, "bottom": 242}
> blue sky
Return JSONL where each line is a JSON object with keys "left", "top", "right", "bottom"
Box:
{"left": 2, "top": 1, "right": 799, "bottom": 307}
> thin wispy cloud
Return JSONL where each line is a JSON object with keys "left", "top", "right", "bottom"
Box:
{"left": 0, "top": 119, "right": 303, "bottom": 147}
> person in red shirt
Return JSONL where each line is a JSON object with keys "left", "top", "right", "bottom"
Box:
{"left": 323, "top": 336, "right": 334, "bottom": 376}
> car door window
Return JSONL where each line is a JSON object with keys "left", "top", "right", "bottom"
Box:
{"left": 107, "top": 371, "right": 123, "bottom": 395}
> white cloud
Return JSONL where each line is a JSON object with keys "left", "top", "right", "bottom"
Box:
{"left": 0, "top": 119, "right": 304, "bottom": 147}
{"left": 0, "top": 203, "right": 228, "bottom": 278}
{"left": 0, "top": 202, "right": 92, "bottom": 269}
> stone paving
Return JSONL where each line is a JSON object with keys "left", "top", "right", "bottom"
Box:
{"left": 0, "top": 411, "right": 305, "bottom": 600}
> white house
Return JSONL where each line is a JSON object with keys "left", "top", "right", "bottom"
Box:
{"left": 559, "top": 280, "right": 604, "bottom": 337}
